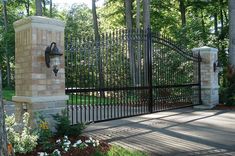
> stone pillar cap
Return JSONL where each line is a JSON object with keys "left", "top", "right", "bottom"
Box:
{"left": 192, "top": 46, "right": 218, "bottom": 53}
{"left": 13, "top": 16, "right": 65, "bottom": 32}
{"left": 12, "top": 95, "right": 69, "bottom": 103}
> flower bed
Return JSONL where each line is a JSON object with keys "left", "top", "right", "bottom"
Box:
{"left": 5, "top": 110, "right": 112, "bottom": 156}
{"left": 5, "top": 110, "right": 147, "bottom": 156}
{"left": 17, "top": 135, "right": 110, "bottom": 156}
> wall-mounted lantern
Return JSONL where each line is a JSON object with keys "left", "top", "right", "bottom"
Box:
{"left": 45, "top": 42, "right": 63, "bottom": 76}
{"left": 213, "top": 60, "right": 222, "bottom": 72}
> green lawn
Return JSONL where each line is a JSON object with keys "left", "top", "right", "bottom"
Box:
{"left": 68, "top": 94, "right": 111, "bottom": 105}
{"left": 2, "top": 89, "right": 15, "bottom": 101}
{"left": 1, "top": 89, "right": 141, "bottom": 105}
{"left": 68, "top": 94, "right": 141, "bottom": 105}
{"left": 94, "top": 145, "right": 148, "bottom": 156}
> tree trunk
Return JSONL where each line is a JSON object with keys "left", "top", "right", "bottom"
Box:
{"left": 136, "top": 0, "right": 140, "bottom": 30}
{"left": 143, "top": 0, "right": 150, "bottom": 86}
{"left": 220, "top": 8, "right": 224, "bottom": 32}
{"left": 214, "top": 13, "right": 218, "bottom": 36}
{"left": 124, "top": 0, "right": 133, "bottom": 30}
{"left": 179, "top": 0, "right": 186, "bottom": 27}
{"left": 136, "top": 0, "right": 141, "bottom": 86}
{"left": 6, "top": 52, "right": 11, "bottom": 88}
{"left": 143, "top": 0, "right": 150, "bottom": 30}
{"left": 224, "top": 10, "right": 229, "bottom": 24}
{"left": 3, "top": 0, "right": 11, "bottom": 88}
{"left": 50, "top": 0, "right": 52, "bottom": 17}
{"left": 229, "top": 0, "right": 235, "bottom": 66}
{"left": 201, "top": 11, "right": 206, "bottom": 44}
{"left": 35, "top": 0, "right": 42, "bottom": 16}
{"left": 92, "top": 0, "right": 100, "bottom": 41}
{"left": 42, "top": 0, "right": 46, "bottom": 16}
{"left": 0, "top": 69, "right": 8, "bottom": 156}
{"left": 92, "top": 0, "right": 105, "bottom": 97}
{"left": 25, "top": 0, "right": 30, "bottom": 16}
{"left": 125, "top": 0, "right": 136, "bottom": 86}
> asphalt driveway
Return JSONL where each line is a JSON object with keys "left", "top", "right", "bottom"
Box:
{"left": 84, "top": 108, "right": 235, "bottom": 156}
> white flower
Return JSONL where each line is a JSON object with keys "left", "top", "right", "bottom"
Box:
{"left": 64, "top": 140, "right": 71, "bottom": 145}
{"left": 56, "top": 139, "right": 61, "bottom": 144}
{"left": 72, "top": 140, "right": 82, "bottom": 147}
{"left": 76, "top": 140, "right": 82, "bottom": 144}
{"left": 85, "top": 140, "right": 91, "bottom": 143}
{"left": 52, "top": 149, "right": 61, "bottom": 156}
{"left": 92, "top": 140, "right": 100, "bottom": 147}
{"left": 96, "top": 140, "right": 100, "bottom": 146}
{"left": 37, "top": 152, "right": 48, "bottom": 156}
{"left": 64, "top": 147, "right": 69, "bottom": 152}
{"left": 64, "top": 136, "right": 68, "bottom": 140}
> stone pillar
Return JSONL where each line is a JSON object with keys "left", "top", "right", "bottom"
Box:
{"left": 193, "top": 46, "right": 219, "bottom": 109}
{"left": 12, "top": 16, "right": 68, "bottom": 125}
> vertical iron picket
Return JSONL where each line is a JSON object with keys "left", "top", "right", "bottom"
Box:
{"left": 198, "top": 52, "right": 202, "bottom": 105}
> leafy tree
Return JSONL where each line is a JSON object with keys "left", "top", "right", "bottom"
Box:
{"left": 99, "top": 0, "right": 125, "bottom": 31}
{"left": 0, "top": 0, "right": 23, "bottom": 88}
{"left": 64, "top": 4, "right": 93, "bottom": 38}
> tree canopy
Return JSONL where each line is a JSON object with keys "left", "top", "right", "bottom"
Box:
{"left": 0, "top": 0, "right": 232, "bottom": 87}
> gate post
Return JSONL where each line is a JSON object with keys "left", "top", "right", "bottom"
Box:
{"left": 12, "top": 16, "right": 68, "bottom": 126}
{"left": 192, "top": 46, "right": 219, "bottom": 109}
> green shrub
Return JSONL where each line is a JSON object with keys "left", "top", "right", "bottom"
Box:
{"left": 52, "top": 110, "right": 85, "bottom": 137}
{"left": 220, "top": 65, "right": 235, "bottom": 105}
{"left": 35, "top": 113, "right": 54, "bottom": 151}
{"left": 5, "top": 112, "right": 38, "bottom": 154}
{"left": 219, "top": 87, "right": 227, "bottom": 103}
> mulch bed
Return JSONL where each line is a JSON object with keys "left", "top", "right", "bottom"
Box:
{"left": 17, "top": 136, "right": 111, "bottom": 156}
{"left": 213, "top": 104, "right": 235, "bottom": 110}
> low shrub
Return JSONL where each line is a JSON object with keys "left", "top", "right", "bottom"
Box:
{"left": 52, "top": 110, "right": 85, "bottom": 137}
{"left": 5, "top": 112, "right": 38, "bottom": 154}
{"left": 35, "top": 113, "right": 54, "bottom": 151}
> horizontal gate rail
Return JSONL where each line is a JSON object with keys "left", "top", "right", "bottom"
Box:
{"left": 66, "top": 83, "right": 200, "bottom": 93}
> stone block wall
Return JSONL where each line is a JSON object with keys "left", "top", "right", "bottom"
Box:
{"left": 193, "top": 46, "right": 219, "bottom": 109}
{"left": 13, "top": 16, "right": 68, "bottom": 126}
{"left": 14, "top": 16, "right": 65, "bottom": 97}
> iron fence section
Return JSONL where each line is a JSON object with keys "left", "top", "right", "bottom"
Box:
{"left": 65, "top": 28, "right": 201, "bottom": 124}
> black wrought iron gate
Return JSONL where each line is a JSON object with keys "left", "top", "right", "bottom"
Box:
{"left": 65, "top": 29, "right": 201, "bottom": 124}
